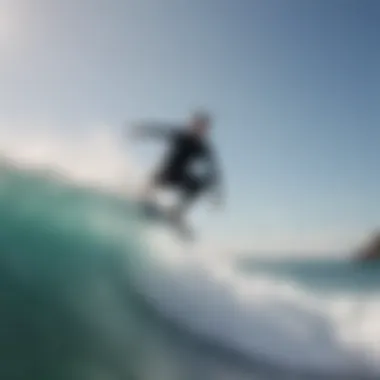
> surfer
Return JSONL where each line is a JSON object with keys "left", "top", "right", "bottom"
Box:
{"left": 131, "top": 110, "right": 224, "bottom": 223}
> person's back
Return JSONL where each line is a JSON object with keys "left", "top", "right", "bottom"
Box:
{"left": 162, "top": 128, "right": 211, "bottom": 176}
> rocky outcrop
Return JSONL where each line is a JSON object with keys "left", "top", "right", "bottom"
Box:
{"left": 356, "top": 231, "right": 380, "bottom": 260}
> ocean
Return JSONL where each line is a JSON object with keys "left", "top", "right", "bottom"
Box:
{"left": 0, "top": 130, "right": 379, "bottom": 380}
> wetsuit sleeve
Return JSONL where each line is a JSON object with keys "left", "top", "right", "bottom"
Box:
{"left": 206, "top": 147, "right": 223, "bottom": 192}
{"left": 134, "top": 123, "right": 180, "bottom": 140}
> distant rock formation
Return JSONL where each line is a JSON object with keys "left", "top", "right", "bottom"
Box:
{"left": 356, "top": 230, "right": 380, "bottom": 260}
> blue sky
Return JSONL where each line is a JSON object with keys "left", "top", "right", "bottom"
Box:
{"left": 1, "top": 0, "right": 380, "bottom": 252}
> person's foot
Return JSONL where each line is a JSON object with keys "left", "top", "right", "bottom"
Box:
{"left": 166, "top": 205, "right": 181, "bottom": 222}
{"left": 181, "top": 225, "right": 195, "bottom": 242}
{"left": 167, "top": 207, "right": 194, "bottom": 241}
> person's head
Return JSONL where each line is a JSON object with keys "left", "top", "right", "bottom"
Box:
{"left": 189, "top": 110, "right": 212, "bottom": 137}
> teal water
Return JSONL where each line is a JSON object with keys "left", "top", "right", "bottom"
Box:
{"left": 238, "top": 258, "right": 380, "bottom": 294}
{"left": 0, "top": 161, "right": 378, "bottom": 380}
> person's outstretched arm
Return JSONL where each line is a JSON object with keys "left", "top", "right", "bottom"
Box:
{"left": 128, "top": 122, "right": 180, "bottom": 140}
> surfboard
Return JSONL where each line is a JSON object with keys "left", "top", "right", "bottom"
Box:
{"left": 139, "top": 200, "right": 194, "bottom": 241}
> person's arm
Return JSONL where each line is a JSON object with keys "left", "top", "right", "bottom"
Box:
{"left": 129, "top": 122, "right": 179, "bottom": 140}
{"left": 206, "top": 147, "right": 225, "bottom": 207}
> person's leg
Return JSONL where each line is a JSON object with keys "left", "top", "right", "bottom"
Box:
{"left": 141, "top": 168, "right": 169, "bottom": 203}
{"left": 169, "top": 174, "right": 210, "bottom": 221}
{"left": 142, "top": 176, "right": 158, "bottom": 202}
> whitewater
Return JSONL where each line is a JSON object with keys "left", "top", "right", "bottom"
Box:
{"left": 0, "top": 126, "right": 379, "bottom": 380}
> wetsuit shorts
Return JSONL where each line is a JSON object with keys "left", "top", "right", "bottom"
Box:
{"left": 154, "top": 167, "right": 210, "bottom": 198}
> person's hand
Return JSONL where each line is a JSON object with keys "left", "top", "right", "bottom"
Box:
{"left": 126, "top": 123, "right": 140, "bottom": 139}
{"left": 209, "top": 190, "right": 223, "bottom": 211}
{"left": 124, "top": 122, "right": 145, "bottom": 140}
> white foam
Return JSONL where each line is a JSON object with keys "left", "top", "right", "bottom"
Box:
{"left": 1, "top": 124, "right": 379, "bottom": 377}
{"left": 134, "top": 246, "right": 380, "bottom": 376}
{"left": 0, "top": 125, "right": 143, "bottom": 195}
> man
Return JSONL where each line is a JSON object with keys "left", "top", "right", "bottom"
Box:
{"left": 132, "top": 111, "right": 224, "bottom": 224}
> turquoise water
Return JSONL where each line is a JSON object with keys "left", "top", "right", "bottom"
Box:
{"left": 238, "top": 258, "right": 380, "bottom": 294}
{"left": 0, "top": 161, "right": 379, "bottom": 380}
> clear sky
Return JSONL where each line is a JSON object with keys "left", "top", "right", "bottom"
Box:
{"left": 1, "top": 0, "right": 380, "bottom": 253}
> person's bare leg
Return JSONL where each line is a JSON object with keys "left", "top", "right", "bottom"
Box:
{"left": 168, "top": 188, "right": 197, "bottom": 224}
{"left": 167, "top": 176, "right": 208, "bottom": 239}
{"left": 167, "top": 196, "right": 195, "bottom": 240}
{"left": 140, "top": 176, "right": 159, "bottom": 205}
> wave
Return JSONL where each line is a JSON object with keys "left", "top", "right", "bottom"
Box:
{"left": 0, "top": 127, "right": 379, "bottom": 379}
{"left": 237, "top": 257, "right": 380, "bottom": 293}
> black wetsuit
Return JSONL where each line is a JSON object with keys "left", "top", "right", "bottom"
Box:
{"left": 142, "top": 125, "right": 221, "bottom": 205}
